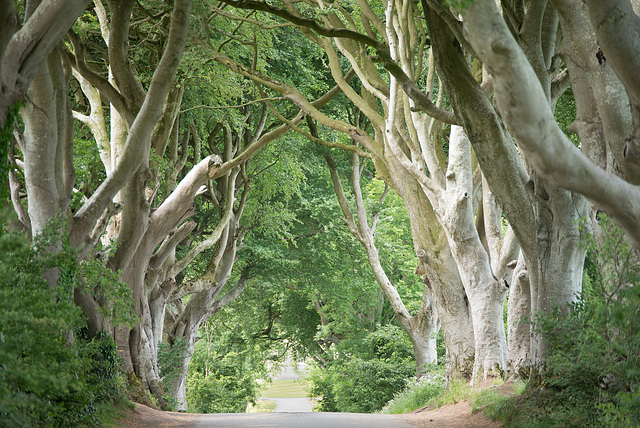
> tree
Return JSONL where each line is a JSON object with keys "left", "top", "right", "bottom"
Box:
{"left": 326, "top": 150, "right": 438, "bottom": 376}
{"left": 0, "top": 1, "right": 90, "bottom": 128}
{"left": 462, "top": 0, "right": 640, "bottom": 247}
{"left": 214, "top": 0, "right": 523, "bottom": 380}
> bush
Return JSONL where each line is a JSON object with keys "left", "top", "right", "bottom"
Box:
{"left": 185, "top": 343, "right": 264, "bottom": 413}
{"left": 306, "top": 324, "right": 417, "bottom": 413}
{"left": 512, "top": 216, "right": 640, "bottom": 427}
{"left": 0, "top": 226, "right": 129, "bottom": 427}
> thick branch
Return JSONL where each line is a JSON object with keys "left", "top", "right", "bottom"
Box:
{"left": 464, "top": 0, "right": 640, "bottom": 246}
{"left": 71, "top": 0, "right": 192, "bottom": 247}
{"left": 1, "top": 0, "right": 90, "bottom": 127}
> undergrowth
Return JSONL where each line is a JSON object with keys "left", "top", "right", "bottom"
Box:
{"left": 475, "top": 216, "right": 640, "bottom": 427}
{"left": 380, "top": 367, "right": 446, "bottom": 414}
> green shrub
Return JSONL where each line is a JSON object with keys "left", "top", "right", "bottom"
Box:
{"left": 511, "top": 216, "right": 640, "bottom": 427}
{"left": 0, "top": 226, "right": 129, "bottom": 427}
{"left": 185, "top": 343, "right": 263, "bottom": 413}
{"left": 306, "top": 324, "right": 417, "bottom": 413}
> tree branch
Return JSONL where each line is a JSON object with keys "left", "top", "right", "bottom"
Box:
{"left": 223, "top": 0, "right": 461, "bottom": 125}
{"left": 464, "top": 0, "right": 640, "bottom": 246}
{"left": 71, "top": 0, "right": 192, "bottom": 247}
{"left": 1, "top": 0, "right": 90, "bottom": 127}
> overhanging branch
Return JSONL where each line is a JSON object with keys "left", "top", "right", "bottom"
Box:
{"left": 223, "top": 0, "right": 461, "bottom": 125}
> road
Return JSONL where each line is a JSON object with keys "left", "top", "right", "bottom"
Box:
{"left": 268, "top": 397, "right": 314, "bottom": 412}
{"left": 193, "top": 412, "right": 415, "bottom": 427}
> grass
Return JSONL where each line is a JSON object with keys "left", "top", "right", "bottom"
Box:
{"left": 102, "top": 399, "right": 138, "bottom": 427}
{"left": 380, "top": 376, "right": 446, "bottom": 414}
{"left": 471, "top": 381, "right": 525, "bottom": 425}
{"left": 260, "top": 379, "right": 308, "bottom": 398}
{"left": 381, "top": 372, "right": 526, "bottom": 424}
{"left": 247, "top": 399, "right": 278, "bottom": 413}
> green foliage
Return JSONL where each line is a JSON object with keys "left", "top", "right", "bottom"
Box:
{"left": 79, "top": 258, "right": 138, "bottom": 328}
{"left": 306, "top": 325, "right": 416, "bottom": 413}
{"left": 507, "top": 215, "right": 640, "bottom": 427}
{"left": 380, "top": 370, "right": 446, "bottom": 414}
{"left": 0, "top": 103, "right": 20, "bottom": 209}
{"left": 555, "top": 91, "right": 580, "bottom": 146}
{"left": 71, "top": 137, "right": 106, "bottom": 212}
{"left": 0, "top": 227, "right": 129, "bottom": 427}
{"left": 183, "top": 305, "right": 276, "bottom": 413}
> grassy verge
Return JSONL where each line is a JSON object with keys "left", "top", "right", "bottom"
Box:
{"left": 247, "top": 399, "right": 278, "bottom": 413}
{"left": 260, "top": 379, "right": 308, "bottom": 398}
{"left": 102, "top": 399, "right": 138, "bottom": 427}
{"left": 381, "top": 374, "right": 526, "bottom": 422}
{"left": 470, "top": 381, "right": 525, "bottom": 425}
{"left": 380, "top": 376, "right": 446, "bottom": 414}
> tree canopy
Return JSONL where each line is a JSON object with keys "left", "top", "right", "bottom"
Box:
{"left": 1, "top": 0, "right": 640, "bottom": 424}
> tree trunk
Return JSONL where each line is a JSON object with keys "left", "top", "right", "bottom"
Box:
{"left": 506, "top": 252, "right": 531, "bottom": 376}
{"left": 529, "top": 180, "right": 588, "bottom": 364}
{"left": 326, "top": 153, "right": 439, "bottom": 376}
{"left": 166, "top": 229, "right": 246, "bottom": 411}
{"left": 438, "top": 126, "right": 507, "bottom": 380}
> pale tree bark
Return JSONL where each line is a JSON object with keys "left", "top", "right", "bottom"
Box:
{"left": 506, "top": 252, "right": 531, "bottom": 376}
{"left": 21, "top": 47, "right": 74, "bottom": 237}
{"left": 462, "top": 0, "right": 640, "bottom": 248}
{"left": 0, "top": 0, "right": 90, "bottom": 128}
{"left": 326, "top": 153, "right": 439, "bottom": 376}
{"left": 438, "top": 126, "right": 508, "bottom": 379}
{"left": 423, "top": 0, "right": 589, "bottom": 370}
{"left": 553, "top": 0, "right": 640, "bottom": 185}
{"left": 583, "top": 0, "right": 640, "bottom": 168}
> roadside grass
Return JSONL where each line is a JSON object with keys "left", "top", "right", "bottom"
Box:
{"left": 261, "top": 379, "right": 308, "bottom": 398}
{"left": 102, "top": 399, "right": 138, "bottom": 427}
{"left": 247, "top": 399, "right": 278, "bottom": 413}
{"left": 382, "top": 373, "right": 526, "bottom": 423}
{"left": 471, "top": 381, "right": 525, "bottom": 425}
{"left": 380, "top": 376, "right": 446, "bottom": 414}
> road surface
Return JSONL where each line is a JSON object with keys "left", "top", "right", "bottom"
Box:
{"left": 193, "top": 412, "right": 415, "bottom": 427}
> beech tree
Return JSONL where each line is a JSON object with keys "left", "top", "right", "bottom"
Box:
{"left": 0, "top": 1, "right": 90, "bottom": 129}
{"left": 10, "top": 0, "right": 196, "bottom": 403}
{"left": 462, "top": 0, "right": 640, "bottom": 247}
{"left": 326, "top": 151, "right": 439, "bottom": 375}
{"left": 215, "top": 0, "right": 522, "bottom": 380}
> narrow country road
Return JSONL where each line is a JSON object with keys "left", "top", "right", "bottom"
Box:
{"left": 192, "top": 412, "right": 415, "bottom": 427}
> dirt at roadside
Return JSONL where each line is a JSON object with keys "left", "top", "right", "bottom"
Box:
{"left": 402, "top": 401, "right": 501, "bottom": 428}
{"left": 114, "top": 404, "right": 198, "bottom": 428}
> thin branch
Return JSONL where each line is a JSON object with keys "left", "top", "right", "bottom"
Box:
{"left": 261, "top": 92, "right": 374, "bottom": 159}
{"left": 223, "top": 0, "right": 461, "bottom": 125}
{"left": 209, "top": 5, "right": 293, "bottom": 29}
{"left": 179, "top": 97, "right": 285, "bottom": 113}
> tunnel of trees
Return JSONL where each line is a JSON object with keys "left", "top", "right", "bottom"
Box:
{"left": 1, "top": 0, "right": 639, "bottom": 426}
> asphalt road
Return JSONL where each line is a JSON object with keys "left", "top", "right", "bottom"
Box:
{"left": 268, "top": 397, "right": 314, "bottom": 412}
{"left": 193, "top": 412, "right": 414, "bottom": 428}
